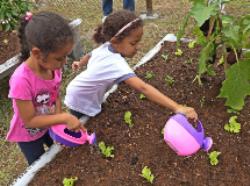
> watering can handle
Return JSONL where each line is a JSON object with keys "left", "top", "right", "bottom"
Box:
{"left": 196, "top": 120, "right": 204, "bottom": 133}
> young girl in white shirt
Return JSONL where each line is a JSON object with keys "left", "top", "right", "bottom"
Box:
{"left": 65, "top": 10, "right": 198, "bottom": 126}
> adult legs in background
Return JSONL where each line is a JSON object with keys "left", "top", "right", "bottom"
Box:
{"left": 123, "top": 0, "right": 135, "bottom": 12}
{"left": 102, "top": 0, "right": 135, "bottom": 16}
{"left": 102, "top": 0, "right": 113, "bottom": 16}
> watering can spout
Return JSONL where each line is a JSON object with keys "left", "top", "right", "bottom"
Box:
{"left": 86, "top": 132, "right": 96, "bottom": 145}
{"left": 202, "top": 137, "right": 213, "bottom": 152}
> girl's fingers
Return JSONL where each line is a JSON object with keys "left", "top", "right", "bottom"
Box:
{"left": 80, "top": 125, "right": 87, "bottom": 132}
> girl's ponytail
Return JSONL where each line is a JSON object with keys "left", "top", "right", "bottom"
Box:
{"left": 93, "top": 25, "right": 106, "bottom": 44}
{"left": 18, "top": 15, "right": 30, "bottom": 63}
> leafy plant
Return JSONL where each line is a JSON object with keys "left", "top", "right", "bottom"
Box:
{"left": 175, "top": 48, "right": 183, "bottom": 56}
{"left": 188, "top": 40, "right": 197, "bottom": 49}
{"left": 140, "top": 166, "right": 154, "bottom": 184}
{"left": 177, "top": 0, "right": 250, "bottom": 111}
{"left": 161, "top": 53, "right": 168, "bottom": 62}
{"left": 63, "top": 177, "right": 78, "bottom": 186}
{"left": 98, "top": 141, "right": 114, "bottom": 158}
{"left": 208, "top": 151, "right": 221, "bottom": 166}
{"left": 0, "top": 0, "right": 33, "bottom": 31}
{"left": 124, "top": 111, "right": 133, "bottom": 127}
{"left": 224, "top": 116, "right": 241, "bottom": 133}
{"left": 145, "top": 71, "right": 155, "bottom": 80}
{"left": 139, "top": 93, "right": 146, "bottom": 100}
{"left": 164, "top": 75, "right": 175, "bottom": 86}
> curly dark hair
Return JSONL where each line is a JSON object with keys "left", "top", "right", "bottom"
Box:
{"left": 93, "top": 10, "right": 143, "bottom": 44}
{"left": 18, "top": 11, "right": 74, "bottom": 62}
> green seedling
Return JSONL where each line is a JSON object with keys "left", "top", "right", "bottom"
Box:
{"left": 124, "top": 111, "right": 133, "bottom": 127}
{"left": 63, "top": 177, "right": 78, "bottom": 186}
{"left": 224, "top": 116, "right": 241, "bottom": 133}
{"left": 164, "top": 75, "right": 175, "bottom": 86}
{"left": 200, "top": 96, "right": 206, "bottom": 108}
{"left": 175, "top": 48, "right": 183, "bottom": 56}
{"left": 217, "top": 56, "right": 224, "bottom": 66}
{"left": 98, "top": 141, "right": 114, "bottom": 158}
{"left": 188, "top": 40, "right": 196, "bottom": 49}
{"left": 226, "top": 108, "right": 240, "bottom": 115}
{"left": 184, "top": 58, "right": 193, "bottom": 64}
{"left": 161, "top": 128, "right": 164, "bottom": 135}
{"left": 145, "top": 71, "right": 155, "bottom": 80}
{"left": 140, "top": 166, "right": 154, "bottom": 184}
{"left": 139, "top": 93, "right": 146, "bottom": 100}
{"left": 208, "top": 151, "right": 221, "bottom": 166}
{"left": 161, "top": 53, "right": 168, "bottom": 62}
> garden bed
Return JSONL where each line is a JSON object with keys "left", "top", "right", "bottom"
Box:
{"left": 25, "top": 38, "right": 250, "bottom": 185}
{"left": 0, "top": 31, "right": 20, "bottom": 65}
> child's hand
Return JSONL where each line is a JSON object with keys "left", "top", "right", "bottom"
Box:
{"left": 65, "top": 113, "right": 82, "bottom": 131}
{"left": 175, "top": 105, "right": 198, "bottom": 121}
{"left": 72, "top": 61, "right": 82, "bottom": 72}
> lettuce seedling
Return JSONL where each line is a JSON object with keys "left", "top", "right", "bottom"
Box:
{"left": 140, "top": 166, "right": 154, "bottom": 184}
{"left": 188, "top": 40, "right": 196, "bottom": 49}
{"left": 161, "top": 53, "right": 168, "bottom": 62}
{"left": 98, "top": 141, "right": 114, "bottom": 158}
{"left": 208, "top": 151, "right": 221, "bottom": 166}
{"left": 175, "top": 48, "right": 183, "bottom": 56}
{"left": 164, "top": 75, "right": 175, "bottom": 86}
{"left": 139, "top": 93, "right": 146, "bottom": 100}
{"left": 145, "top": 71, "right": 155, "bottom": 80}
{"left": 224, "top": 116, "right": 241, "bottom": 133}
{"left": 124, "top": 111, "right": 133, "bottom": 128}
{"left": 63, "top": 177, "right": 78, "bottom": 186}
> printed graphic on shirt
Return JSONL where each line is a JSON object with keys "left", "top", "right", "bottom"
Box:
{"left": 35, "top": 90, "right": 57, "bottom": 115}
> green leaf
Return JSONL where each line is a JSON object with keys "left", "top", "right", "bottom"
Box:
{"left": 198, "top": 41, "right": 215, "bottom": 75}
{"left": 209, "top": 151, "right": 221, "bottom": 166}
{"left": 145, "top": 71, "right": 155, "bottom": 79}
{"left": 63, "top": 177, "right": 78, "bottom": 186}
{"left": 190, "top": 3, "right": 217, "bottom": 27}
{"left": 188, "top": 40, "right": 196, "bottom": 49}
{"left": 139, "top": 93, "right": 146, "bottom": 100}
{"left": 98, "top": 141, "right": 114, "bottom": 158}
{"left": 164, "top": 75, "right": 175, "bottom": 86}
{"left": 218, "top": 60, "right": 250, "bottom": 110}
{"left": 224, "top": 116, "right": 241, "bottom": 133}
{"left": 175, "top": 48, "right": 183, "bottom": 56}
{"left": 223, "top": 25, "right": 241, "bottom": 49}
{"left": 140, "top": 166, "right": 154, "bottom": 184}
{"left": 161, "top": 53, "right": 168, "bottom": 61}
{"left": 124, "top": 111, "right": 133, "bottom": 127}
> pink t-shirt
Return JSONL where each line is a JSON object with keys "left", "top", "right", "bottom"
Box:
{"left": 6, "top": 63, "right": 62, "bottom": 142}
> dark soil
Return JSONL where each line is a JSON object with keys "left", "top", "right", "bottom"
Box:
{"left": 0, "top": 31, "right": 20, "bottom": 64}
{"left": 29, "top": 41, "right": 250, "bottom": 186}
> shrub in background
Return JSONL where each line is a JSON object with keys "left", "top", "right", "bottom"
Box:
{"left": 0, "top": 0, "right": 33, "bottom": 31}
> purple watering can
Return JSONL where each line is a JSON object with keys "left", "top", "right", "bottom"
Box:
{"left": 164, "top": 114, "right": 213, "bottom": 156}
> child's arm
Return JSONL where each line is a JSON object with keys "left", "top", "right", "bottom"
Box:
{"left": 72, "top": 53, "right": 91, "bottom": 71}
{"left": 55, "top": 97, "right": 62, "bottom": 113}
{"left": 125, "top": 76, "right": 198, "bottom": 121}
{"left": 15, "top": 99, "right": 82, "bottom": 131}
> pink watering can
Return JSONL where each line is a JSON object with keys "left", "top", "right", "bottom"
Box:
{"left": 49, "top": 124, "right": 96, "bottom": 147}
{"left": 164, "top": 114, "right": 213, "bottom": 156}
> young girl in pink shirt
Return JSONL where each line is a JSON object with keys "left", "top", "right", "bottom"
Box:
{"left": 6, "top": 11, "right": 84, "bottom": 165}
